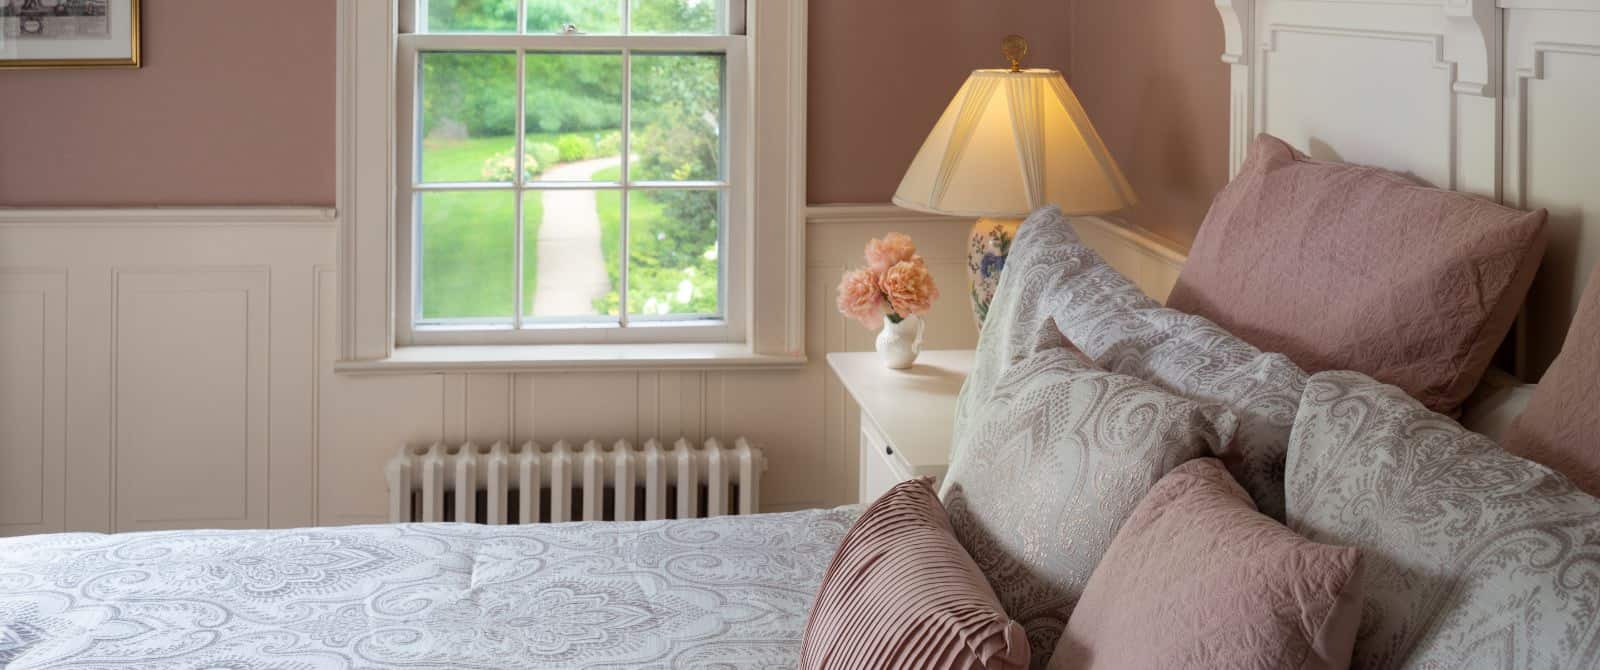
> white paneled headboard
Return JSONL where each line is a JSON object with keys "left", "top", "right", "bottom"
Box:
{"left": 1214, "top": 0, "right": 1600, "bottom": 380}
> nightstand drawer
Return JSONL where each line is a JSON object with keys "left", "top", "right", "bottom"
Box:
{"left": 859, "top": 415, "right": 915, "bottom": 502}
{"left": 828, "top": 350, "right": 970, "bottom": 506}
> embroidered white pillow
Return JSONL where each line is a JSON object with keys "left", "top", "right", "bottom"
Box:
{"left": 1287, "top": 370, "right": 1600, "bottom": 669}
{"left": 943, "top": 347, "right": 1236, "bottom": 667}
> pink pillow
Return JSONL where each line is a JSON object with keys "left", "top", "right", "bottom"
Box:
{"left": 1504, "top": 264, "right": 1600, "bottom": 496}
{"left": 801, "top": 477, "right": 1029, "bottom": 670}
{"left": 1168, "top": 134, "right": 1547, "bottom": 415}
{"left": 1048, "top": 459, "right": 1363, "bottom": 670}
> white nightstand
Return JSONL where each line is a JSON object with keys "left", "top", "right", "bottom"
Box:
{"left": 827, "top": 350, "right": 974, "bottom": 503}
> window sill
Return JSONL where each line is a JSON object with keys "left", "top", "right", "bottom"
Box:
{"left": 333, "top": 342, "right": 807, "bottom": 375}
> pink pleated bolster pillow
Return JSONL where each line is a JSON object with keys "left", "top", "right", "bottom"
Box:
{"left": 801, "top": 477, "right": 1029, "bottom": 670}
{"left": 1168, "top": 134, "right": 1547, "bottom": 416}
{"left": 1504, "top": 263, "right": 1600, "bottom": 496}
{"left": 1048, "top": 459, "right": 1364, "bottom": 670}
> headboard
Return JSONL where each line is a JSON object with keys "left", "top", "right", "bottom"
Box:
{"left": 1214, "top": 0, "right": 1600, "bottom": 380}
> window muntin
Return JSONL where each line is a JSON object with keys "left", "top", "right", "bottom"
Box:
{"left": 398, "top": 0, "right": 743, "bottom": 344}
{"left": 420, "top": 0, "right": 727, "bottom": 35}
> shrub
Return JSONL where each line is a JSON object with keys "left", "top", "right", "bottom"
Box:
{"left": 596, "top": 130, "right": 623, "bottom": 158}
{"left": 556, "top": 134, "right": 596, "bottom": 163}
{"left": 528, "top": 142, "right": 560, "bottom": 170}
{"left": 481, "top": 150, "right": 541, "bottom": 182}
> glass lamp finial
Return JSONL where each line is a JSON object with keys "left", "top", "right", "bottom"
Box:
{"left": 1002, "top": 35, "right": 1028, "bottom": 72}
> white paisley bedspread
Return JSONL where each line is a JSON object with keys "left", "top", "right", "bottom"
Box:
{"left": 0, "top": 507, "right": 859, "bottom": 669}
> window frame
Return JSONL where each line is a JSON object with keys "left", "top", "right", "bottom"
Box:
{"left": 394, "top": 5, "right": 750, "bottom": 347}
{"left": 334, "top": 0, "right": 807, "bottom": 371}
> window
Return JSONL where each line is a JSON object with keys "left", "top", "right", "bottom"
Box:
{"left": 335, "top": 0, "right": 802, "bottom": 369}
{"left": 396, "top": 0, "right": 749, "bottom": 345}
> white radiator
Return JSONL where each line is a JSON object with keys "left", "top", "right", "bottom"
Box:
{"left": 385, "top": 438, "right": 766, "bottom": 524}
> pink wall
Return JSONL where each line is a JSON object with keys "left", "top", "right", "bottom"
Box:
{"left": 0, "top": 0, "right": 1227, "bottom": 243}
{"left": 0, "top": 0, "right": 336, "bottom": 207}
{"left": 1069, "top": 0, "right": 1230, "bottom": 248}
{"left": 807, "top": 0, "right": 1073, "bottom": 205}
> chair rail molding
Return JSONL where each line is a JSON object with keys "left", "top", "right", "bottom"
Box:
{"left": 0, "top": 208, "right": 336, "bottom": 228}
{"left": 806, "top": 204, "right": 1187, "bottom": 302}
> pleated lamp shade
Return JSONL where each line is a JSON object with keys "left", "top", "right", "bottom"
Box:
{"left": 893, "top": 69, "right": 1137, "bottom": 218}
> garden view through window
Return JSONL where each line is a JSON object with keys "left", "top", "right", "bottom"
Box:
{"left": 407, "top": 0, "right": 734, "bottom": 331}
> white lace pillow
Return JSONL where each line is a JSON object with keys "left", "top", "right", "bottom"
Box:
{"left": 1287, "top": 370, "right": 1600, "bottom": 669}
{"left": 997, "top": 207, "right": 1308, "bottom": 520}
{"left": 943, "top": 347, "right": 1237, "bottom": 668}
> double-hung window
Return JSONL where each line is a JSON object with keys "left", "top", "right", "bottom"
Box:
{"left": 396, "top": 0, "right": 749, "bottom": 346}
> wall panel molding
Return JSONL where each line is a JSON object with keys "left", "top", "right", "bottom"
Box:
{"left": 0, "top": 209, "right": 336, "bottom": 537}
{"left": 0, "top": 271, "right": 68, "bottom": 535}
{"left": 112, "top": 267, "right": 271, "bottom": 531}
{"left": 1502, "top": 6, "right": 1600, "bottom": 376}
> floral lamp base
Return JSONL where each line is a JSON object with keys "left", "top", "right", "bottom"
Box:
{"left": 967, "top": 217, "right": 1023, "bottom": 328}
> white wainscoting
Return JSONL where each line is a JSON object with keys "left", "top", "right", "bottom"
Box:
{"left": 0, "top": 205, "right": 1180, "bottom": 535}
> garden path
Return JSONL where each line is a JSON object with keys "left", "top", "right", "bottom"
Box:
{"left": 531, "top": 156, "right": 619, "bottom": 316}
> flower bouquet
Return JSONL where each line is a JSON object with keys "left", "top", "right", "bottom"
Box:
{"left": 836, "top": 233, "right": 940, "bottom": 369}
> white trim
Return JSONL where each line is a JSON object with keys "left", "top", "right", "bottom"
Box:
{"left": 804, "top": 203, "right": 1188, "bottom": 265}
{"left": 750, "top": 0, "right": 809, "bottom": 357}
{"left": 334, "top": 342, "right": 805, "bottom": 375}
{"left": 399, "top": 34, "right": 738, "bottom": 51}
{"left": 0, "top": 208, "right": 336, "bottom": 228}
{"left": 337, "top": 0, "right": 399, "bottom": 362}
{"left": 805, "top": 203, "right": 971, "bottom": 226}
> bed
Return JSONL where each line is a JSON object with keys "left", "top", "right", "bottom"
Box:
{"left": 3, "top": 1, "right": 1598, "bottom": 669}
{"left": 0, "top": 507, "right": 856, "bottom": 669}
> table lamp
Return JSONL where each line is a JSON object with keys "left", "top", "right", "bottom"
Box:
{"left": 893, "top": 35, "right": 1137, "bottom": 327}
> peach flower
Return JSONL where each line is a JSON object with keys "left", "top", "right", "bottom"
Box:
{"left": 836, "top": 268, "right": 886, "bottom": 329}
{"left": 880, "top": 257, "right": 940, "bottom": 318}
{"left": 864, "top": 233, "right": 917, "bottom": 273}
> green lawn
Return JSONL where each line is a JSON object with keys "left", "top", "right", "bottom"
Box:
{"left": 421, "top": 136, "right": 514, "bottom": 183}
{"left": 593, "top": 164, "right": 665, "bottom": 315}
{"left": 417, "top": 135, "right": 546, "bottom": 320}
{"left": 418, "top": 136, "right": 714, "bottom": 320}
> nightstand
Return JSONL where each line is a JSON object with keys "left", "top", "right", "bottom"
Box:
{"left": 826, "top": 350, "right": 974, "bottom": 503}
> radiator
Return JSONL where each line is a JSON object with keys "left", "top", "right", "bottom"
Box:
{"left": 385, "top": 438, "right": 766, "bottom": 524}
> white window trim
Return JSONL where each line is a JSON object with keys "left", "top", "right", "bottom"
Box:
{"left": 334, "top": 0, "right": 807, "bottom": 373}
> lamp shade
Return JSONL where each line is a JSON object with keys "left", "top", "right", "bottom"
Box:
{"left": 893, "top": 69, "right": 1137, "bottom": 218}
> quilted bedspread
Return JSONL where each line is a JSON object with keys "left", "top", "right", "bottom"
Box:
{"left": 0, "top": 507, "right": 858, "bottom": 669}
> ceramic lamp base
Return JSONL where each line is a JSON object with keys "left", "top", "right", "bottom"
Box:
{"left": 967, "top": 217, "right": 1024, "bottom": 328}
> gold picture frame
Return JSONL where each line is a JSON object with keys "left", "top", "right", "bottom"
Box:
{"left": 0, "top": 0, "right": 140, "bottom": 70}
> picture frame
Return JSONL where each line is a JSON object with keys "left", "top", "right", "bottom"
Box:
{"left": 0, "top": 0, "right": 140, "bottom": 69}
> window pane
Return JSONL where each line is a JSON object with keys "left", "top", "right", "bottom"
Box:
{"left": 423, "top": 0, "right": 518, "bottom": 32}
{"left": 627, "top": 189, "right": 720, "bottom": 317}
{"left": 525, "top": 53, "right": 624, "bottom": 183}
{"left": 525, "top": 190, "right": 622, "bottom": 318}
{"left": 419, "top": 191, "right": 515, "bottom": 321}
{"left": 419, "top": 52, "right": 517, "bottom": 183}
{"left": 630, "top": 54, "right": 724, "bottom": 181}
{"left": 525, "top": 0, "right": 621, "bottom": 34}
{"left": 630, "top": 0, "right": 720, "bottom": 34}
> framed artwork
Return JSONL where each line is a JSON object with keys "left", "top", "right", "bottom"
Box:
{"left": 0, "top": 0, "right": 139, "bottom": 69}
